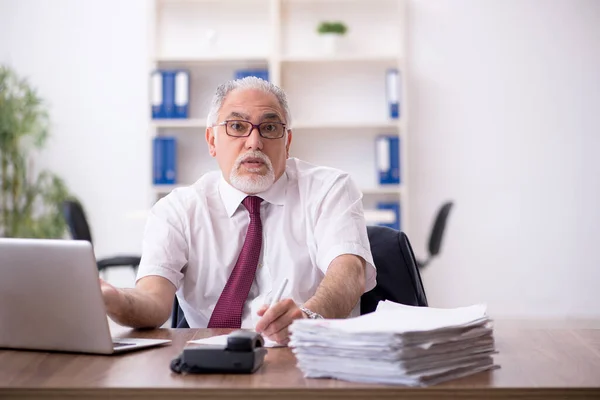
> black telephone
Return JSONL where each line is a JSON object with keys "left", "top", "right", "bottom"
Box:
{"left": 170, "top": 330, "right": 267, "bottom": 374}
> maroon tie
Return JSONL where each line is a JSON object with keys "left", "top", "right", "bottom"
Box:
{"left": 208, "top": 196, "right": 263, "bottom": 328}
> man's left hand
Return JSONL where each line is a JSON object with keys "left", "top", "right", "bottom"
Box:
{"left": 254, "top": 299, "right": 305, "bottom": 345}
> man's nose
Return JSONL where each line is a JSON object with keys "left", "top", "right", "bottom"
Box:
{"left": 244, "top": 126, "right": 263, "bottom": 150}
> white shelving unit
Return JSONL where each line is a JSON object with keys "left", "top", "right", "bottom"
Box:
{"left": 149, "top": 0, "right": 409, "bottom": 233}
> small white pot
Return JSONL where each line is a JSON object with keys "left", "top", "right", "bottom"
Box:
{"left": 319, "top": 33, "right": 342, "bottom": 55}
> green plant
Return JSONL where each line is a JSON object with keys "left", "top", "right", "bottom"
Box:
{"left": 317, "top": 21, "right": 348, "bottom": 35}
{"left": 0, "top": 64, "right": 73, "bottom": 238}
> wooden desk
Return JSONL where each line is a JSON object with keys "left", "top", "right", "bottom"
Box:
{"left": 1, "top": 322, "right": 599, "bottom": 400}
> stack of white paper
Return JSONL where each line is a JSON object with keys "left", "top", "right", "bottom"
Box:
{"left": 289, "top": 301, "right": 498, "bottom": 386}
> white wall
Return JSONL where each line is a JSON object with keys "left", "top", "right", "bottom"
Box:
{"left": 408, "top": 0, "right": 600, "bottom": 318}
{"left": 1, "top": 0, "right": 599, "bottom": 317}
{"left": 0, "top": 0, "right": 151, "bottom": 286}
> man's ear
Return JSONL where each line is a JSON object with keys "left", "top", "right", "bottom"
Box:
{"left": 285, "top": 130, "right": 293, "bottom": 158}
{"left": 206, "top": 127, "right": 217, "bottom": 157}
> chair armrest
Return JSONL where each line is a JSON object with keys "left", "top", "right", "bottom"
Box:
{"left": 97, "top": 255, "right": 141, "bottom": 271}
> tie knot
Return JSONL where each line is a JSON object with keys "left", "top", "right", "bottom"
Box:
{"left": 242, "top": 196, "right": 262, "bottom": 215}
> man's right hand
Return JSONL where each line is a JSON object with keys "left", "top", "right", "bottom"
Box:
{"left": 99, "top": 278, "right": 125, "bottom": 317}
{"left": 98, "top": 275, "right": 176, "bottom": 329}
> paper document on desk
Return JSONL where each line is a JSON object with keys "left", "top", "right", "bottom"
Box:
{"left": 289, "top": 301, "right": 499, "bottom": 386}
{"left": 188, "top": 334, "right": 284, "bottom": 348}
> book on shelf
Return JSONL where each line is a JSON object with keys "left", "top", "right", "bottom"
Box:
{"left": 376, "top": 201, "right": 401, "bottom": 231}
{"left": 234, "top": 68, "right": 269, "bottom": 82}
{"left": 153, "top": 137, "right": 177, "bottom": 185}
{"left": 150, "top": 69, "right": 190, "bottom": 119}
{"left": 376, "top": 135, "right": 400, "bottom": 185}
{"left": 174, "top": 70, "right": 189, "bottom": 118}
{"left": 386, "top": 68, "right": 400, "bottom": 119}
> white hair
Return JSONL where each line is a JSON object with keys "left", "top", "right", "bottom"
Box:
{"left": 206, "top": 76, "right": 292, "bottom": 129}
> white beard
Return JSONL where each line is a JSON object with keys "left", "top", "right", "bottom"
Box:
{"left": 230, "top": 151, "right": 275, "bottom": 194}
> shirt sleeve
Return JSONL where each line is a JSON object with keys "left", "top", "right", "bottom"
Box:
{"left": 136, "top": 192, "right": 189, "bottom": 289}
{"left": 312, "top": 173, "right": 377, "bottom": 293}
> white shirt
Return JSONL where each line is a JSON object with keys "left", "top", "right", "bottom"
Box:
{"left": 137, "top": 158, "right": 376, "bottom": 328}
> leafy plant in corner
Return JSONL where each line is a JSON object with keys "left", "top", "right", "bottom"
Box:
{"left": 0, "top": 64, "right": 74, "bottom": 238}
{"left": 317, "top": 21, "right": 348, "bottom": 35}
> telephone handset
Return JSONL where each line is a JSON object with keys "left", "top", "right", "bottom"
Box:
{"left": 170, "top": 330, "right": 267, "bottom": 374}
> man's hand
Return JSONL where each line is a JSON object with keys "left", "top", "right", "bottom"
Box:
{"left": 99, "top": 278, "right": 125, "bottom": 317}
{"left": 254, "top": 299, "right": 306, "bottom": 345}
{"left": 98, "top": 276, "right": 176, "bottom": 329}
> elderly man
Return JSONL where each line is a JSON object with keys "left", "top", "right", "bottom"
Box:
{"left": 101, "top": 77, "right": 376, "bottom": 345}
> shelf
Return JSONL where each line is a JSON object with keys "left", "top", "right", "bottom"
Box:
{"left": 151, "top": 0, "right": 409, "bottom": 231}
{"left": 361, "top": 187, "right": 402, "bottom": 195}
{"left": 158, "top": 0, "right": 248, "bottom": 3}
{"left": 292, "top": 120, "right": 400, "bottom": 130}
{"left": 283, "top": 0, "right": 392, "bottom": 3}
{"left": 158, "top": 0, "right": 263, "bottom": 3}
{"left": 363, "top": 209, "right": 397, "bottom": 225}
{"left": 153, "top": 55, "right": 269, "bottom": 66}
{"left": 151, "top": 119, "right": 206, "bottom": 129}
{"left": 152, "top": 184, "right": 187, "bottom": 194}
{"left": 281, "top": 55, "right": 401, "bottom": 64}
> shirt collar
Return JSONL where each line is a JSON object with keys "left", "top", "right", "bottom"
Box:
{"left": 218, "top": 172, "right": 288, "bottom": 218}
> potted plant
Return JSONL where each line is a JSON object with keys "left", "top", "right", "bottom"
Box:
{"left": 316, "top": 21, "right": 348, "bottom": 55}
{"left": 0, "top": 65, "right": 74, "bottom": 238}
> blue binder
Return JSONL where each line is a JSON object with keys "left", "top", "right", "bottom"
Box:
{"left": 235, "top": 68, "right": 269, "bottom": 82}
{"left": 152, "top": 137, "right": 177, "bottom": 185}
{"left": 162, "top": 71, "right": 176, "bottom": 119}
{"left": 163, "top": 137, "right": 177, "bottom": 184}
{"left": 377, "top": 201, "right": 401, "bottom": 231}
{"left": 376, "top": 135, "right": 400, "bottom": 185}
{"left": 151, "top": 69, "right": 190, "bottom": 119}
{"left": 386, "top": 68, "right": 400, "bottom": 119}
{"left": 174, "top": 70, "right": 190, "bottom": 119}
{"left": 152, "top": 137, "right": 164, "bottom": 184}
{"left": 150, "top": 71, "right": 164, "bottom": 119}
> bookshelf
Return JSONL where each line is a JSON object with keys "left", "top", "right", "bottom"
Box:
{"left": 149, "top": 0, "right": 409, "bottom": 233}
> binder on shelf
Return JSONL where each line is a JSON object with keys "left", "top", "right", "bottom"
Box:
{"left": 152, "top": 136, "right": 177, "bottom": 185}
{"left": 150, "top": 71, "right": 164, "bottom": 119}
{"left": 162, "top": 71, "right": 176, "bottom": 119}
{"left": 235, "top": 68, "right": 269, "bottom": 82}
{"left": 151, "top": 69, "right": 190, "bottom": 119}
{"left": 376, "top": 135, "right": 400, "bottom": 185}
{"left": 386, "top": 68, "right": 400, "bottom": 119}
{"left": 377, "top": 201, "right": 401, "bottom": 231}
{"left": 174, "top": 70, "right": 190, "bottom": 119}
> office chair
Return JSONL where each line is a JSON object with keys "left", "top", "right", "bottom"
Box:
{"left": 62, "top": 200, "right": 141, "bottom": 276}
{"left": 418, "top": 201, "right": 454, "bottom": 269}
{"left": 171, "top": 225, "right": 428, "bottom": 328}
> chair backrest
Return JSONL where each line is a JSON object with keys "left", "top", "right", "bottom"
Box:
{"left": 360, "top": 226, "right": 428, "bottom": 314}
{"left": 428, "top": 201, "right": 454, "bottom": 257}
{"left": 62, "top": 200, "right": 93, "bottom": 244}
{"left": 171, "top": 226, "right": 428, "bottom": 327}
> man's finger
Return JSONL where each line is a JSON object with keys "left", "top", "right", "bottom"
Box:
{"left": 262, "top": 306, "right": 300, "bottom": 337}
{"left": 256, "top": 304, "right": 269, "bottom": 317}
{"left": 268, "top": 326, "right": 290, "bottom": 346}
{"left": 255, "top": 299, "right": 292, "bottom": 332}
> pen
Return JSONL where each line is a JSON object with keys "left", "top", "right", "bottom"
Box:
{"left": 270, "top": 278, "right": 289, "bottom": 308}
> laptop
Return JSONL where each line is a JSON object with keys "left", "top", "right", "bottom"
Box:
{"left": 0, "top": 238, "right": 171, "bottom": 354}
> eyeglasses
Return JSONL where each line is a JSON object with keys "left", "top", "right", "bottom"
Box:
{"left": 215, "top": 120, "right": 287, "bottom": 139}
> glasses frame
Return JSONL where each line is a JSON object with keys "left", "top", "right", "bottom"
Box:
{"left": 215, "top": 119, "right": 288, "bottom": 139}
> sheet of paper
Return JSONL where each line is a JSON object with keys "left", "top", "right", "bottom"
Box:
{"left": 290, "top": 302, "right": 489, "bottom": 335}
{"left": 187, "top": 334, "right": 285, "bottom": 348}
{"left": 288, "top": 300, "right": 498, "bottom": 386}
